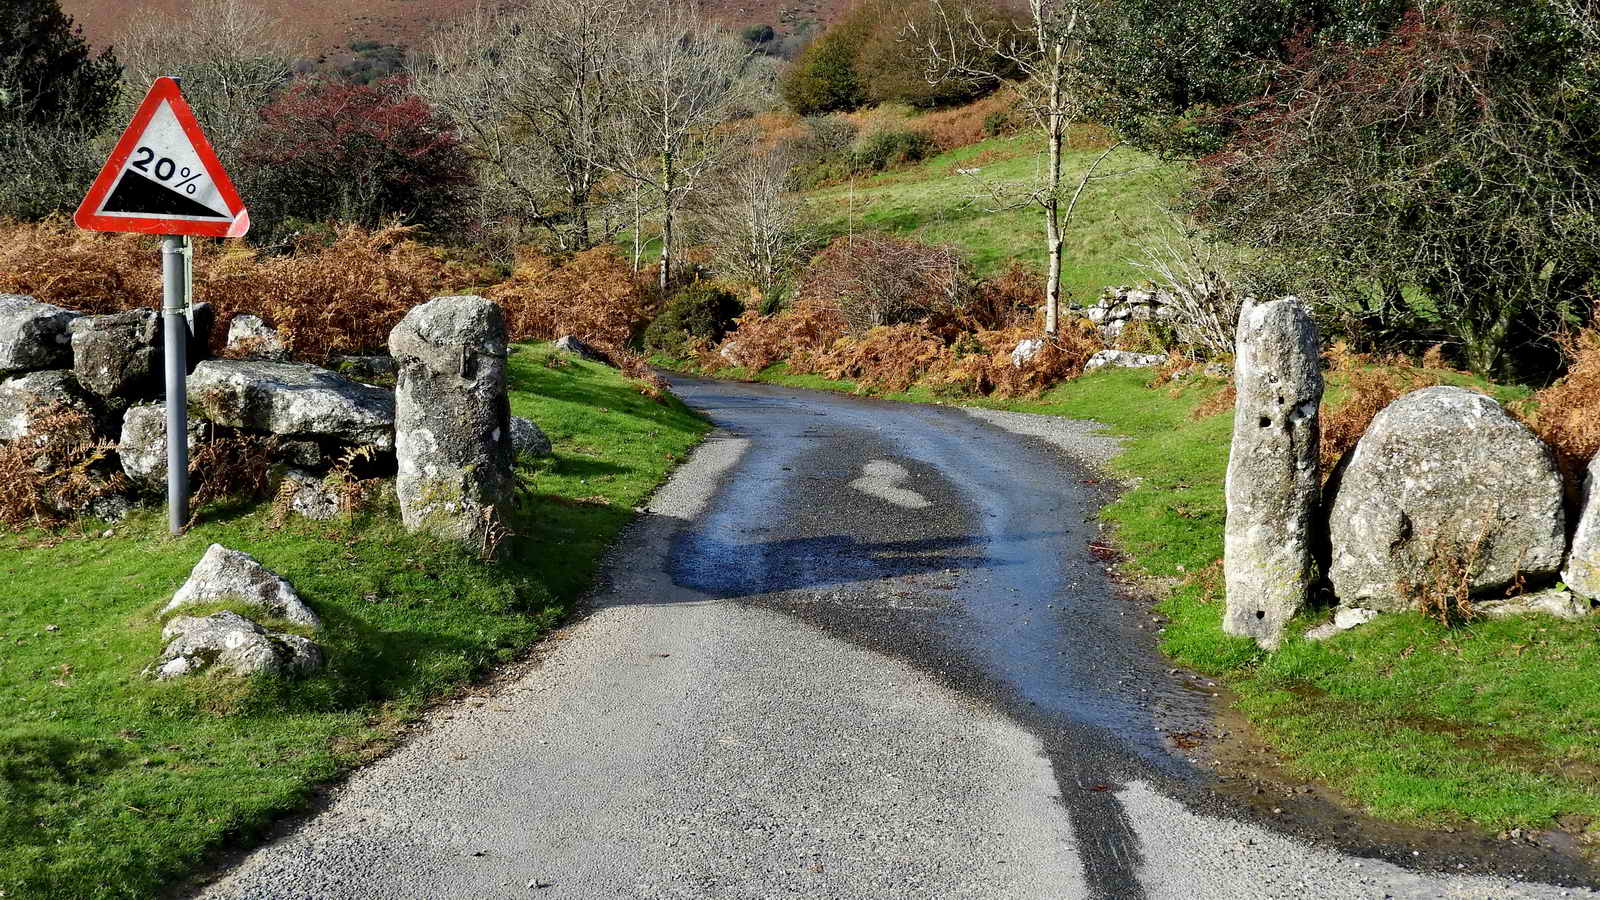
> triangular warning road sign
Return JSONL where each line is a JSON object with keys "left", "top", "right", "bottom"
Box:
{"left": 75, "top": 77, "right": 250, "bottom": 238}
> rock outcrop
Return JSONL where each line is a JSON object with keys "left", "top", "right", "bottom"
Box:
{"left": 118, "top": 403, "right": 200, "bottom": 492}
{"left": 225, "top": 315, "right": 289, "bottom": 360}
{"left": 148, "top": 611, "right": 323, "bottom": 680}
{"left": 390, "top": 296, "right": 515, "bottom": 545}
{"left": 0, "top": 370, "right": 96, "bottom": 443}
{"left": 0, "top": 295, "right": 78, "bottom": 377}
{"left": 160, "top": 543, "right": 322, "bottom": 629}
{"left": 1223, "top": 298, "right": 1323, "bottom": 649}
{"left": 510, "top": 415, "right": 553, "bottom": 459}
{"left": 1085, "top": 349, "right": 1165, "bottom": 371}
{"left": 188, "top": 360, "right": 395, "bottom": 450}
{"left": 70, "top": 309, "right": 162, "bottom": 401}
{"left": 1327, "top": 386, "right": 1565, "bottom": 610}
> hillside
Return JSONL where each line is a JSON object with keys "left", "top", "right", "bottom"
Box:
{"left": 61, "top": 0, "right": 849, "bottom": 56}
{"left": 805, "top": 130, "right": 1166, "bottom": 302}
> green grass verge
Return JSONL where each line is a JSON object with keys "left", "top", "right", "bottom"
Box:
{"left": 0, "top": 343, "right": 709, "bottom": 899}
{"left": 805, "top": 133, "right": 1167, "bottom": 299}
{"left": 716, "top": 360, "right": 1600, "bottom": 841}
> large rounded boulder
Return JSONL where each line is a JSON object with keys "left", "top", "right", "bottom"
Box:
{"left": 1327, "top": 386, "right": 1564, "bottom": 610}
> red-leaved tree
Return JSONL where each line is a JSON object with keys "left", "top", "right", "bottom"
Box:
{"left": 243, "top": 77, "right": 476, "bottom": 239}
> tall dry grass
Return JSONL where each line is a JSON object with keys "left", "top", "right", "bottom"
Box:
{"left": 1529, "top": 328, "right": 1600, "bottom": 487}
{"left": 1318, "top": 341, "right": 1443, "bottom": 478}
{"left": 713, "top": 253, "right": 1100, "bottom": 397}
{"left": 0, "top": 221, "right": 476, "bottom": 360}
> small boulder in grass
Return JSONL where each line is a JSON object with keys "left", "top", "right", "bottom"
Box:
{"left": 510, "top": 415, "right": 553, "bottom": 459}
{"left": 161, "top": 543, "right": 321, "bottom": 629}
{"left": 1010, "top": 339, "right": 1044, "bottom": 369}
{"left": 1305, "top": 607, "right": 1379, "bottom": 642}
{"left": 148, "top": 611, "right": 323, "bottom": 680}
{"left": 283, "top": 469, "right": 340, "bottom": 521}
{"left": 553, "top": 335, "right": 607, "bottom": 364}
{"left": 1476, "top": 589, "right": 1591, "bottom": 622}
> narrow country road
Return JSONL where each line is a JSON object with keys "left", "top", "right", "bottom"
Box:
{"left": 196, "top": 377, "right": 1596, "bottom": 899}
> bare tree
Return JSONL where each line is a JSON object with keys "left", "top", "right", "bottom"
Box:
{"left": 914, "top": 0, "right": 1110, "bottom": 335}
{"left": 692, "top": 142, "right": 815, "bottom": 304}
{"left": 117, "top": 0, "right": 296, "bottom": 161}
{"left": 1558, "top": 0, "right": 1600, "bottom": 43}
{"left": 1133, "top": 209, "right": 1248, "bottom": 358}
{"left": 601, "top": 5, "right": 762, "bottom": 294}
{"left": 413, "top": 0, "right": 626, "bottom": 250}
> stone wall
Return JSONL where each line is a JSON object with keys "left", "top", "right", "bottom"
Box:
{"left": 0, "top": 294, "right": 541, "bottom": 533}
{"left": 1078, "top": 286, "right": 1176, "bottom": 343}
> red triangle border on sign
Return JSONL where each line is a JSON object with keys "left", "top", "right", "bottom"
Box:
{"left": 74, "top": 77, "right": 250, "bottom": 239}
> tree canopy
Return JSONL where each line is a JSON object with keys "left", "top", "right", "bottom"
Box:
{"left": 0, "top": 0, "right": 120, "bottom": 128}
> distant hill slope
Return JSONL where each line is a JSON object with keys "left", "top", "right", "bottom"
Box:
{"left": 62, "top": 0, "right": 848, "bottom": 56}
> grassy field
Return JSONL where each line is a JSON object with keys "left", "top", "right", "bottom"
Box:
{"left": 704, "top": 357, "right": 1600, "bottom": 844}
{"left": 805, "top": 132, "right": 1168, "bottom": 300}
{"left": 0, "top": 344, "right": 708, "bottom": 899}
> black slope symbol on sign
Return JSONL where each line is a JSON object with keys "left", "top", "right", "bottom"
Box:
{"left": 101, "top": 168, "right": 230, "bottom": 219}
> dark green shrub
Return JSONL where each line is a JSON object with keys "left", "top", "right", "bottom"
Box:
{"left": 781, "top": 31, "right": 866, "bottom": 115}
{"left": 644, "top": 283, "right": 745, "bottom": 358}
{"left": 850, "top": 129, "right": 933, "bottom": 173}
{"left": 983, "top": 108, "right": 1015, "bottom": 137}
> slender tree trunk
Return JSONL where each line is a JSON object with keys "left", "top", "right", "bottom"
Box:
{"left": 1042, "top": 48, "right": 1065, "bottom": 336}
{"left": 633, "top": 187, "right": 642, "bottom": 274}
{"left": 659, "top": 150, "right": 674, "bottom": 296}
{"left": 1462, "top": 296, "right": 1515, "bottom": 377}
{"left": 574, "top": 195, "right": 591, "bottom": 250}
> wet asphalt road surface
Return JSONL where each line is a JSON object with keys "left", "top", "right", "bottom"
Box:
{"left": 196, "top": 376, "right": 1597, "bottom": 899}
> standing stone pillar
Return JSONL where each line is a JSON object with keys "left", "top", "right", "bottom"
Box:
{"left": 1223, "top": 297, "right": 1322, "bottom": 649}
{"left": 389, "top": 296, "right": 515, "bottom": 547}
{"left": 1561, "top": 455, "right": 1600, "bottom": 602}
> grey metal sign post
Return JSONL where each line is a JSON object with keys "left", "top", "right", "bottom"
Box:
{"left": 161, "top": 235, "right": 190, "bottom": 532}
